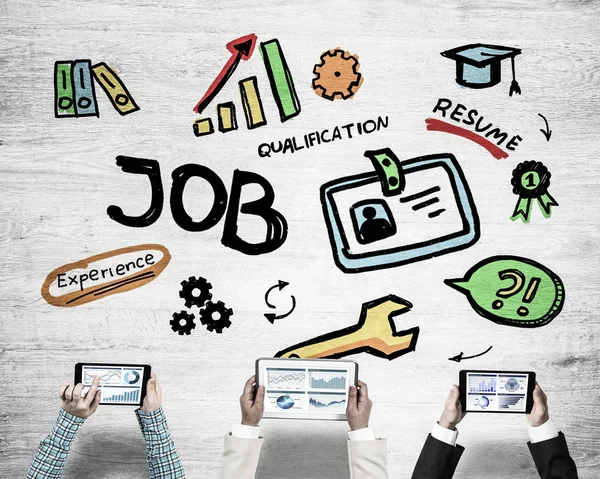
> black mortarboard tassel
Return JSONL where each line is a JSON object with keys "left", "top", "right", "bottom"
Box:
{"left": 509, "top": 55, "right": 521, "bottom": 97}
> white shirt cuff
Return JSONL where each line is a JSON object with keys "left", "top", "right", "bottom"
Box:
{"left": 348, "top": 426, "right": 376, "bottom": 441}
{"left": 231, "top": 423, "right": 261, "bottom": 439}
{"left": 432, "top": 422, "right": 459, "bottom": 447}
{"left": 529, "top": 419, "right": 559, "bottom": 444}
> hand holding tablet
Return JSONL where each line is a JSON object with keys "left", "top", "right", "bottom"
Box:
{"left": 256, "top": 358, "right": 359, "bottom": 420}
{"left": 459, "top": 369, "right": 536, "bottom": 413}
{"left": 346, "top": 380, "right": 372, "bottom": 430}
{"left": 75, "top": 363, "right": 152, "bottom": 406}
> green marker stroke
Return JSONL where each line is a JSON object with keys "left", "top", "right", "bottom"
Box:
{"left": 260, "top": 39, "right": 301, "bottom": 122}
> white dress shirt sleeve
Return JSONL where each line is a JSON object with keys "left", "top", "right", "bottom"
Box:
{"left": 231, "top": 423, "right": 261, "bottom": 439}
{"left": 528, "top": 419, "right": 559, "bottom": 444}
{"left": 431, "top": 422, "right": 459, "bottom": 447}
{"left": 348, "top": 426, "right": 376, "bottom": 441}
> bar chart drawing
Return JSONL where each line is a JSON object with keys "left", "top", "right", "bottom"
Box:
{"left": 192, "top": 34, "right": 300, "bottom": 137}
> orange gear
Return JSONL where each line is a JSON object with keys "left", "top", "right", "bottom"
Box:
{"left": 312, "top": 49, "right": 364, "bottom": 101}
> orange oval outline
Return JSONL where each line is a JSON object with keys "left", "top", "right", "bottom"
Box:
{"left": 41, "top": 244, "right": 171, "bottom": 307}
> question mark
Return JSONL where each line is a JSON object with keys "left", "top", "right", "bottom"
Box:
{"left": 492, "top": 269, "right": 542, "bottom": 317}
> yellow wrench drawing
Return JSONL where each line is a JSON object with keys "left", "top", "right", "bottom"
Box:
{"left": 276, "top": 294, "right": 419, "bottom": 360}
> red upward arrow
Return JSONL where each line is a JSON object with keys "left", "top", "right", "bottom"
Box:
{"left": 193, "top": 33, "right": 257, "bottom": 114}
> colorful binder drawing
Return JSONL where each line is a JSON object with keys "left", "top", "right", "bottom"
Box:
{"left": 54, "top": 59, "right": 139, "bottom": 118}
{"left": 55, "top": 61, "right": 76, "bottom": 117}
{"left": 72, "top": 60, "right": 98, "bottom": 117}
{"left": 91, "top": 62, "right": 140, "bottom": 115}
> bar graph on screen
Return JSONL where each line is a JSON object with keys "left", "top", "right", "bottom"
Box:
{"left": 498, "top": 395, "right": 525, "bottom": 410}
{"left": 469, "top": 374, "right": 497, "bottom": 393}
{"left": 308, "top": 369, "right": 347, "bottom": 390}
{"left": 101, "top": 388, "right": 140, "bottom": 403}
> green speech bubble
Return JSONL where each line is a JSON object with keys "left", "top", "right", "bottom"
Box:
{"left": 444, "top": 256, "right": 565, "bottom": 328}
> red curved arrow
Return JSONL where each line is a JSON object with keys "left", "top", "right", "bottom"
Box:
{"left": 193, "top": 33, "right": 257, "bottom": 114}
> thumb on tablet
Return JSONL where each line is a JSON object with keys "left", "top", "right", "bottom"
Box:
{"left": 347, "top": 385, "right": 358, "bottom": 408}
{"left": 254, "top": 385, "right": 265, "bottom": 407}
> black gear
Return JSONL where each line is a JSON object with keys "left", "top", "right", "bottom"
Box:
{"left": 170, "top": 311, "right": 196, "bottom": 335}
{"left": 199, "top": 300, "right": 233, "bottom": 334}
{"left": 179, "top": 276, "right": 212, "bottom": 308}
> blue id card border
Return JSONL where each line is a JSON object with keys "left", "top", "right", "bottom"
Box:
{"left": 320, "top": 153, "right": 480, "bottom": 273}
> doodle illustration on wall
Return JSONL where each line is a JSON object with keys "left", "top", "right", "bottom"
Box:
{"left": 510, "top": 161, "right": 558, "bottom": 223}
{"left": 312, "top": 48, "right": 363, "bottom": 100}
{"left": 440, "top": 43, "right": 522, "bottom": 96}
{"left": 107, "top": 156, "right": 288, "bottom": 255}
{"left": 445, "top": 256, "right": 565, "bottom": 328}
{"left": 54, "top": 60, "right": 139, "bottom": 118}
{"left": 192, "top": 34, "right": 300, "bottom": 137}
{"left": 41, "top": 244, "right": 170, "bottom": 307}
{"left": 171, "top": 276, "right": 234, "bottom": 335}
{"left": 264, "top": 280, "right": 296, "bottom": 324}
{"left": 276, "top": 295, "right": 418, "bottom": 360}
{"left": 321, "top": 148, "right": 479, "bottom": 273}
{"left": 426, "top": 98, "right": 523, "bottom": 160}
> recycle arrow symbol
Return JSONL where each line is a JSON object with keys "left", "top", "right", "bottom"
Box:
{"left": 264, "top": 280, "right": 296, "bottom": 324}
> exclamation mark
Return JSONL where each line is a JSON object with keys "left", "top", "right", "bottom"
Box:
{"left": 517, "top": 277, "right": 541, "bottom": 316}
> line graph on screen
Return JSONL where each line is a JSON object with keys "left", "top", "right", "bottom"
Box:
{"left": 84, "top": 369, "right": 122, "bottom": 385}
{"left": 267, "top": 370, "right": 306, "bottom": 390}
{"left": 308, "top": 395, "right": 346, "bottom": 411}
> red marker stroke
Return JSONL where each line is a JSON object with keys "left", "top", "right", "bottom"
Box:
{"left": 425, "top": 118, "right": 509, "bottom": 160}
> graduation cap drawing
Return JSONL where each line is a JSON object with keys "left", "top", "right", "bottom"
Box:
{"left": 441, "top": 44, "right": 522, "bottom": 96}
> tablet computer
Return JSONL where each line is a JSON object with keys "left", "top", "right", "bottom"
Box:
{"left": 459, "top": 369, "right": 536, "bottom": 413}
{"left": 256, "top": 358, "right": 358, "bottom": 420}
{"left": 74, "top": 363, "right": 151, "bottom": 406}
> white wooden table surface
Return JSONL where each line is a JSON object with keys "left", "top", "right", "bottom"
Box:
{"left": 1, "top": 0, "right": 599, "bottom": 477}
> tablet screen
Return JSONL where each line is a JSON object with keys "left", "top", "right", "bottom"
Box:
{"left": 465, "top": 371, "right": 530, "bottom": 412}
{"left": 81, "top": 364, "right": 147, "bottom": 405}
{"left": 257, "top": 359, "right": 357, "bottom": 420}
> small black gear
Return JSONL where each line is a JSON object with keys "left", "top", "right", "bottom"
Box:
{"left": 170, "top": 311, "right": 196, "bottom": 335}
{"left": 199, "top": 300, "right": 233, "bottom": 334}
{"left": 179, "top": 276, "right": 212, "bottom": 308}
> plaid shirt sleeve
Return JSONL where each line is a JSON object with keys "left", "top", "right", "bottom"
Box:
{"left": 136, "top": 407, "right": 186, "bottom": 478}
{"left": 27, "top": 408, "right": 86, "bottom": 479}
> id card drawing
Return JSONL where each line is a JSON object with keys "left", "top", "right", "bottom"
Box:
{"left": 321, "top": 153, "right": 479, "bottom": 273}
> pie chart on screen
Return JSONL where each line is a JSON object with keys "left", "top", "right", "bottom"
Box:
{"left": 276, "top": 395, "right": 294, "bottom": 409}
{"left": 124, "top": 371, "right": 140, "bottom": 385}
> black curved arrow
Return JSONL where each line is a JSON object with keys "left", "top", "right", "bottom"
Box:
{"left": 538, "top": 113, "right": 552, "bottom": 141}
{"left": 449, "top": 345, "right": 493, "bottom": 362}
{"left": 265, "top": 280, "right": 289, "bottom": 309}
{"left": 265, "top": 295, "right": 296, "bottom": 324}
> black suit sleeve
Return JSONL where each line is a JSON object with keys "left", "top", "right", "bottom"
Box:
{"left": 411, "top": 434, "right": 464, "bottom": 479}
{"left": 528, "top": 432, "right": 578, "bottom": 479}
